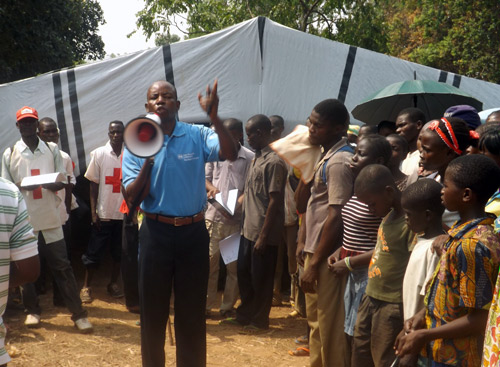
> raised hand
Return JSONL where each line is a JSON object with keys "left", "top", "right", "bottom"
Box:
{"left": 198, "top": 79, "right": 219, "bottom": 120}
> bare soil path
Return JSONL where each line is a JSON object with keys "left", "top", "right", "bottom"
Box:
{"left": 4, "top": 267, "right": 308, "bottom": 367}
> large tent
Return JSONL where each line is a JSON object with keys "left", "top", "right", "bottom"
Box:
{"left": 1, "top": 17, "right": 499, "bottom": 175}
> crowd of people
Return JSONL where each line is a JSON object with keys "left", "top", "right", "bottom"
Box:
{"left": 0, "top": 80, "right": 500, "bottom": 367}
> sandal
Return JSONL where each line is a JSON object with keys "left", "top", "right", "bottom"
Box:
{"left": 238, "top": 324, "right": 267, "bottom": 335}
{"left": 294, "top": 335, "right": 309, "bottom": 344}
{"left": 288, "top": 347, "right": 310, "bottom": 356}
{"left": 219, "top": 317, "right": 243, "bottom": 326}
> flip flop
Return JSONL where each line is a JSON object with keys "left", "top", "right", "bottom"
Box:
{"left": 238, "top": 324, "right": 267, "bottom": 335}
{"left": 288, "top": 347, "right": 310, "bottom": 356}
{"left": 219, "top": 317, "right": 242, "bottom": 326}
{"left": 294, "top": 335, "right": 309, "bottom": 344}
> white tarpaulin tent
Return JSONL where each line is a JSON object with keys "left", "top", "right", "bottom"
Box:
{"left": 1, "top": 17, "right": 500, "bottom": 175}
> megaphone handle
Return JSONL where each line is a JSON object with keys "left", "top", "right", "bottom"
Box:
{"left": 126, "top": 157, "right": 155, "bottom": 215}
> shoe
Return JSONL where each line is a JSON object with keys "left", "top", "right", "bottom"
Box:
{"left": 220, "top": 309, "right": 235, "bottom": 318}
{"left": 80, "top": 287, "right": 93, "bottom": 304}
{"left": 74, "top": 317, "right": 93, "bottom": 333}
{"left": 219, "top": 317, "right": 243, "bottom": 326}
{"left": 24, "top": 314, "right": 40, "bottom": 328}
{"left": 272, "top": 295, "right": 282, "bottom": 307}
{"left": 238, "top": 324, "right": 267, "bottom": 335}
{"left": 127, "top": 305, "right": 140, "bottom": 314}
{"left": 288, "top": 310, "right": 299, "bottom": 318}
{"left": 107, "top": 283, "right": 124, "bottom": 298}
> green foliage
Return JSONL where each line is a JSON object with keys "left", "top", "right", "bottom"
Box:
{"left": 134, "top": 0, "right": 500, "bottom": 83}
{"left": 404, "top": 0, "right": 500, "bottom": 83}
{"left": 0, "top": 0, "right": 105, "bottom": 84}
{"left": 155, "top": 33, "right": 181, "bottom": 47}
{"left": 332, "top": 0, "right": 388, "bottom": 53}
{"left": 135, "top": 1, "right": 350, "bottom": 38}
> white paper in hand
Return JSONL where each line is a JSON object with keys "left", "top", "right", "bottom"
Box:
{"left": 219, "top": 232, "right": 241, "bottom": 264}
{"left": 20, "top": 172, "right": 67, "bottom": 187}
{"left": 208, "top": 188, "right": 238, "bottom": 217}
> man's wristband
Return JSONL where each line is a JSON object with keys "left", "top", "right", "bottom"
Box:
{"left": 344, "top": 256, "right": 354, "bottom": 272}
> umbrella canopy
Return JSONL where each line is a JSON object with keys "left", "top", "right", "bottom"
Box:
{"left": 351, "top": 80, "right": 483, "bottom": 125}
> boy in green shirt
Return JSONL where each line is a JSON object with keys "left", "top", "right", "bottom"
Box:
{"left": 351, "top": 164, "right": 415, "bottom": 367}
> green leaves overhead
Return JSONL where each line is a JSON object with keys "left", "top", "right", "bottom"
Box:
{"left": 0, "top": 0, "right": 105, "bottom": 84}
{"left": 134, "top": 0, "right": 500, "bottom": 83}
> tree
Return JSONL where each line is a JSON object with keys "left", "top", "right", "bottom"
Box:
{"left": 134, "top": 1, "right": 352, "bottom": 40}
{"left": 0, "top": 0, "right": 105, "bottom": 84}
{"left": 155, "top": 33, "right": 181, "bottom": 47}
{"left": 133, "top": 0, "right": 500, "bottom": 83}
{"left": 395, "top": 0, "right": 500, "bottom": 84}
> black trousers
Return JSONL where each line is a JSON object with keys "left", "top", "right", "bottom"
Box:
{"left": 236, "top": 236, "right": 278, "bottom": 329}
{"left": 121, "top": 215, "right": 139, "bottom": 309}
{"left": 139, "top": 218, "right": 209, "bottom": 367}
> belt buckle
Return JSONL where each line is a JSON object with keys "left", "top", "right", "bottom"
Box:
{"left": 174, "top": 217, "right": 183, "bottom": 226}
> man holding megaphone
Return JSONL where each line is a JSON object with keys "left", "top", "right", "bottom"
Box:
{"left": 122, "top": 79, "right": 237, "bottom": 367}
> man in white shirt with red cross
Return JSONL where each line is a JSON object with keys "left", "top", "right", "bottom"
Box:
{"left": 80, "top": 120, "right": 125, "bottom": 303}
{"left": 1, "top": 106, "right": 92, "bottom": 332}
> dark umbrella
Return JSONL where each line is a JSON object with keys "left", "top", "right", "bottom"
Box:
{"left": 351, "top": 80, "right": 483, "bottom": 125}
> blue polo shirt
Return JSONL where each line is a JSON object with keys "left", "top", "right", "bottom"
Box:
{"left": 122, "top": 121, "right": 220, "bottom": 217}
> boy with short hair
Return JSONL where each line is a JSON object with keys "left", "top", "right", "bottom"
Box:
{"left": 395, "top": 154, "right": 500, "bottom": 367}
{"left": 401, "top": 179, "right": 444, "bottom": 321}
{"left": 351, "top": 164, "right": 415, "bottom": 367}
{"left": 398, "top": 179, "right": 444, "bottom": 366}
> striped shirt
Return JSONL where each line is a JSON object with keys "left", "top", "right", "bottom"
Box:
{"left": 341, "top": 195, "right": 381, "bottom": 254}
{"left": 0, "top": 178, "right": 38, "bottom": 364}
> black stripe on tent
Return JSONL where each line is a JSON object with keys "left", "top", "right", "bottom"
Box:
{"left": 162, "top": 45, "right": 175, "bottom": 86}
{"left": 67, "top": 69, "right": 87, "bottom": 175}
{"left": 338, "top": 46, "right": 357, "bottom": 103}
{"left": 51, "top": 72, "right": 70, "bottom": 155}
{"left": 453, "top": 74, "right": 461, "bottom": 88}
{"left": 438, "top": 71, "right": 448, "bottom": 83}
{"left": 258, "top": 16, "right": 266, "bottom": 61}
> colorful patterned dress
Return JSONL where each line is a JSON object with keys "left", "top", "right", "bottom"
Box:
{"left": 483, "top": 267, "right": 500, "bottom": 367}
{"left": 424, "top": 217, "right": 500, "bottom": 367}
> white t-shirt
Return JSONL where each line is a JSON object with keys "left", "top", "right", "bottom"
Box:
{"left": 401, "top": 150, "right": 420, "bottom": 176}
{"left": 1, "top": 139, "right": 65, "bottom": 242}
{"left": 402, "top": 236, "right": 440, "bottom": 320}
{"left": 84, "top": 141, "right": 124, "bottom": 220}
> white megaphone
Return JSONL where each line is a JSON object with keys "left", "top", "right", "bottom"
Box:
{"left": 124, "top": 113, "right": 164, "bottom": 158}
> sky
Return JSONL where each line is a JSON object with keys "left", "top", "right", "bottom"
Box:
{"left": 97, "top": 0, "right": 157, "bottom": 57}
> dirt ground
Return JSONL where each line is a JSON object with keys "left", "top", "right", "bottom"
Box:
{"left": 3, "top": 263, "right": 309, "bottom": 367}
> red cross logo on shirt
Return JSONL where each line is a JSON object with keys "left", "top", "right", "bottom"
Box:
{"left": 105, "top": 168, "right": 121, "bottom": 193}
{"left": 30, "top": 169, "right": 42, "bottom": 199}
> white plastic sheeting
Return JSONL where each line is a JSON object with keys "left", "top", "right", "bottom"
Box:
{"left": 1, "top": 17, "right": 499, "bottom": 175}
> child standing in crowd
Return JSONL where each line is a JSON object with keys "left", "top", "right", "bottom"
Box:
{"left": 401, "top": 179, "right": 444, "bottom": 320}
{"left": 386, "top": 134, "right": 409, "bottom": 190}
{"left": 395, "top": 154, "right": 500, "bottom": 367}
{"left": 398, "top": 179, "right": 444, "bottom": 366}
{"left": 328, "top": 135, "right": 392, "bottom": 346}
{"left": 350, "top": 164, "right": 415, "bottom": 367}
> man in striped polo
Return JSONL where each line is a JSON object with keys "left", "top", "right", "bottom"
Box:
{"left": 0, "top": 177, "right": 40, "bottom": 366}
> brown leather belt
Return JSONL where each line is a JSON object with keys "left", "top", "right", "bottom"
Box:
{"left": 144, "top": 211, "right": 205, "bottom": 226}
